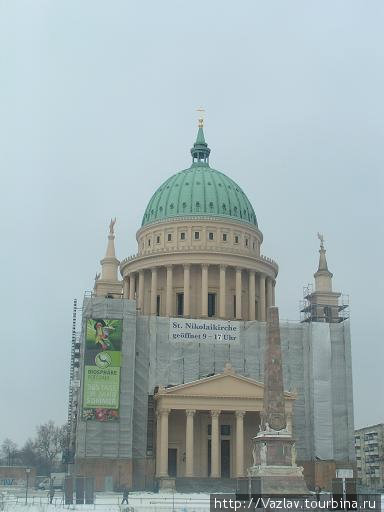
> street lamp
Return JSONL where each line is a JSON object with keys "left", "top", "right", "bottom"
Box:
{"left": 25, "top": 468, "right": 31, "bottom": 505}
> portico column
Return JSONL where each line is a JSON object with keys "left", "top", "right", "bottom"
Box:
{"left": 210, "top": 410, "right": 221, "bottom": 477}
{"left": 235, "top": 411, "right": 245, "bottom": 477}
{"left": 235, "top": 267, "right": 242, "bottom": 319}
{"left": 219, "top": 265, "right": 226, "bottom": 318}
{"left": 259, "top": 274, "right": 266, "bottom": 321}
{"left": 155, "top": 411, "right": 161, "bottom": 476}
{"left": 138, "top": 270, "right": 144, "bottom": 314}
{"left": 201, "top": 264, "right": 209, "bottom": 317}
{"left": 123, "top": 277, "right": 129, "bottom": 299}
{"left": 129, "top": 273, "right": 135, "bottom": 300}
{"left": 266, "top": 277, "right": 273, "bottom": 310}
{"left": 183, "top": 264, "right": 191, "bottom": 317}
{"left": 159, "top": 409, "right": 170, "bottom": 477}
{"left": 185, "top": 409, "right": 196, "bottom": 477}
{"left": 286, "top": 411, "right": 292, "bottom": 434}
{"left": 166, "top": 265, "right": 173, "bottom": 317}
{"left": 150, "top": 267, "right": 158, "bottom": 315}
{"left": 272, "top": 280, "right": 276, "bottom": 306}
{"left": 248, "top": 270, "right": 256, "bottom": 320}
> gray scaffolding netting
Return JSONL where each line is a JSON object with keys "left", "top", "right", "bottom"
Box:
{"left": 76, "top": 299, "right": 354, "bottom": 465}
{"left": 76, "top": 298, "right": 136, "bottom": 459}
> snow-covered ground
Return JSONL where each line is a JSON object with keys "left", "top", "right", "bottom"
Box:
{"left": 1, "top": 488, "right": 383, "bottom": 512}
{"left": 0, "top": 488, "right": 210, "bottom": 512}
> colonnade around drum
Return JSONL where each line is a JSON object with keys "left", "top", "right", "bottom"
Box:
{"left": 122, "top": 263, "right": 275, "bottom": 320}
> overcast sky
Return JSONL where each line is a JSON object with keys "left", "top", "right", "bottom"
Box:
{"left": 1, "top": 0, "right": 383, "bottom": 445}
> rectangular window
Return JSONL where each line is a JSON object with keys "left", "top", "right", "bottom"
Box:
{"left": 245, "top": 239, "right": 248, "bottom": 247}
{"left": 208, "top": 439, "right": 211, "bottom": 475}
{"left": 208, "top": 293, "right": 216, "bottom": 317}
{"left": 148, "top": 239, "right": 151, "bottom": 246}
{"left": 167, "top": 233, "right": 172, "bottom": 241}
{"left": 146, "top": 395, "right": 154, "bottom": 455}
{"left": 180, "top": 232, "right": 186, "bottom": 240}
{"left": 222, "top": 233, "right": 227, "bottom": 241}
{"left": 234, "top": 235, "right": 239, "bottom": 244}
{"left": 156, "top": 295, "right": 160, "bottom": 316}
{"left": 221, "top": 425, "right": 231, "bottom": 436}
{"left": 207, "top": 424, "right": 231, "bottom": 436}
{"left": 177, "top": 293, "right": 184, "bottom": 316}
{"left": 208, "top": 232, "right": 214, "bottom": 240}
{"left": 194, "top": 231, "right": 200, "bottom": 240}
{"left": 233, "top": 295, "right": 236, "bottom": 317}
{"left": 156, "top": 236, "right": 160, "bottom": 244}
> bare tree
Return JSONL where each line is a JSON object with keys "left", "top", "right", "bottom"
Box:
{"left": 0, "top": 422, "right": 68, "bottom": 475}
{"left": 1, "top": 438, "right": 18, "bottom": 466}
{"left": 35, "top": 421, "right": 68, "bottom": 474}
{"left": 19, "top": 438, "right": 41, "bottom": 469}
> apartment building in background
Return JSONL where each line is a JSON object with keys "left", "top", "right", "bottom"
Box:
{"left": 355, "top": 423, "right": 384, "bottom": 489}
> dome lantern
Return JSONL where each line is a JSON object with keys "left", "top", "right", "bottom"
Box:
{"left": 190, "top": 118, "right": 210, "bottom": 165}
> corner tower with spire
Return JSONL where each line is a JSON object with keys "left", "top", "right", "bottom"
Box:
{"left": 301, "top": 234, "right": 348, "bottom": 323}
{"left": 93, "top": 218, "right": 122, "bottom": 298}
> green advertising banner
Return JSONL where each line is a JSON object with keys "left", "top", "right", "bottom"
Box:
{"left": 83, "top": 366, "right": 120, "bottom": 408}
{"left": 82, "top": 319, "right": 122, "bottom": 422}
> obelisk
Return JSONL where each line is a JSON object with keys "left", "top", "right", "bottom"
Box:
{"left": 261, "top": 307, "right": 287, "bottom": 432}
{"left": 248, "top": 307, "right": 308, "bottom": 495}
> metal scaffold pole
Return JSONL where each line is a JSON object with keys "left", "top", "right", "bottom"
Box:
{"left": 65, "top": 298, "right": 81, "bottom": 474}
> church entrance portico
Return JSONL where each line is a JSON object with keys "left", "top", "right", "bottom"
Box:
{"left": 154, "top": 364, "right": 295, "bottom": 481}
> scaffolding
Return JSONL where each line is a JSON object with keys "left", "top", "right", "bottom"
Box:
{"left": 300, "top": 284, "right": 350, "bottom": 323}
{"left": 65, "top": 299, "right": 81, "bottom": 465}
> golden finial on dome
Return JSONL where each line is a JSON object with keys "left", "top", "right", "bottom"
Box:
{"left": 196, "top": 107, "right": 205, "bottom": 128}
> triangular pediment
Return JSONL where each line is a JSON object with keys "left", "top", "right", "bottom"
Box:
{"left": 159, "top": 371, "right": 266, "bottom": 398}
{"left": 157, "top": 366, "right": 295, "bottom": 400}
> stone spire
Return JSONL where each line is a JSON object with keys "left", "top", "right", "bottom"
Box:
{"left": 94, "top": 219, "right": 122, "bottom": 298}
{"left": 314, "top": 233, "right": 333, "bottom": 293}
{"left": 300, "top": 234, "right": 343, "bottom": 323}
{"left": 100, "top": 218, "right": 119, "bottom": 281}
{"left": 262, "top": 306, "right": 287, "bottom": 432}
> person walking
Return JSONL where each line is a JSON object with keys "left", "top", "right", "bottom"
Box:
{"left": 121, "top": 487, "right": 129, "bottom": 505}
{"left": 49, "top": 487, "right": 55, "bottom": 504}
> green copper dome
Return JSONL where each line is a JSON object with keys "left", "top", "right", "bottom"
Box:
{"left": 141, "top": 127, "right": 258, "bottom": 228}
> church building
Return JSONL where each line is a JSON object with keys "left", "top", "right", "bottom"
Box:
{"left": 69, "top": 121, "right": 355, "bottom": 492}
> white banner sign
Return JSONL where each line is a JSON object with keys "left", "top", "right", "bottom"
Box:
{"left": 170, "top": 318, "right": 240, "bottom": 343}
{"left": 336, "top": 469, "right": 354, "bottom": 479}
